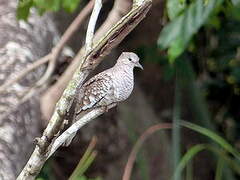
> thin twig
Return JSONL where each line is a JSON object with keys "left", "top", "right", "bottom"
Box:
{"left": 85, "top": 0, "right": 102, "bottom": 53}
{"left": 48, "top": 104, "right": 115, "bottom": 158}
{"left": 122, "top": 123, "right": 172, "bottom": 180}
{"left": 0, "top": 0, "right": 94, "bottom": 93}
{"left": 67, "top": 137, "right": 97, "bottom": 180}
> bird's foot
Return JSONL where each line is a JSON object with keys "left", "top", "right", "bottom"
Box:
{"left": 102, "top": 103, "right": 117, "bottom": 112}
{"left": 103, "top": 105, "right": 109, "bottom": 112}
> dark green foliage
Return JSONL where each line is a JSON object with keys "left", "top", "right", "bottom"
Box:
{"left": 158, "top": 0, "right": 224, "bottom": 62}
{"left": 166, "top": 0, "right": 186, "bottom": 20}
{"left": 62, "top": 0, "right": 81, "bottom": 12}
{"left": 17, "top": 0, "right": 82, "bottom": 20}
{"left": 36, "top": 161, "right": 55, "bottom": 180}
{"left": 156, "top": 0, "right": 240, "bottom": 179}
{"left": 17, "top": 0, "right": 33, "bottom": 20}
{"left": 71, "top": 175, "right": 102, "bottom": 180}
{"left": 136, "top": 45, "right": 176, "bottom": 81}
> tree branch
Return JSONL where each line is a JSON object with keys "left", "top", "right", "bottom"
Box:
{"left": 85, "top": 0, "right": 102, "bottom": 53}
{"left": 17, "top": 0, "right": 152, "bottom": 179}
{"left": 48, "top": 104, "right": 116, "bottom": 158}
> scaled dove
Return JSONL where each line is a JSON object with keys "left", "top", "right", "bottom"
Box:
{"left": 65, "top": 52, "right": 143, "bottom": 145}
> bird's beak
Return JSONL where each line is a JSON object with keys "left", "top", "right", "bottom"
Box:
{"left": 135, "top": 62, "right": 144, "bottom": 70}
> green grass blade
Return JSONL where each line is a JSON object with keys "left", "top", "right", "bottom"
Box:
{"left": 69, "top": 138, "right": 97, "bottom": 180}
{"left": 173, "top": 144, "right": 240, "bottom": 179}
{"left": 215, "top": 158, "right": 224, "bottom": 180}
{"left": 173, "top": 144, "right": 206, "bottom": 179}
{"left": 186, "top": 158, "right": 193, "bottom": 180}
{"left": 180, "top": 121, "right": 240, "bottom": 159}
{"left": 172, "top": 70, "right": 182, "bottom": 180}
{"left": 76, "top": 151, "right": 97, "bottom": 178}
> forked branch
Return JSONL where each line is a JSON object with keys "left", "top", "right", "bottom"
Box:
{"left": 17, "top": 0, "right": 152, "bottom": 179}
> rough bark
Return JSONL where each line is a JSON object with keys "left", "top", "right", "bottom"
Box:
{"left": 0, "top": 0, "right": 59, "bottom": 179}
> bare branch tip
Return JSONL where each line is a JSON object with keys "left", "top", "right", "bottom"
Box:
{"left": 85, "top": 0, "right": 103, "bottom": 53}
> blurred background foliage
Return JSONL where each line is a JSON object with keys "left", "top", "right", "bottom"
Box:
{"left": 17, "top": 0, "right": 240, "bottom": 179}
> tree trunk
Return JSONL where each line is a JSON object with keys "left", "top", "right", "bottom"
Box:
{"left": 0, "top": 0, "right": 58, "bottom": 179}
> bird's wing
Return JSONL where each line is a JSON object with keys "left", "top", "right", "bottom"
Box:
{"left": 79, "top": 72, "right": 113, "bottom": 111}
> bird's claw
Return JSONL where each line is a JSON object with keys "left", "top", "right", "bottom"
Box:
{"left": 103, "top": 105, "right": 109, "bottom": 112}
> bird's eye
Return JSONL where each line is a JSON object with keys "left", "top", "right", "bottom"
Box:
{"left": 128, "top": 58, "right": 132, "bottom": 61}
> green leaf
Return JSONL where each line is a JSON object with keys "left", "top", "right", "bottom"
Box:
{"left": 172, "top": 69, "right": 182, "bottom": 180}
{"left": 75, "top": 175, "right": 102, "bottom": 180}
{"left": 231, "top": 0, "right": 240, "bottom": 6}
{"left": 17, "top": 0, "right": 82, "bottom": 20}
{"left": 77, "top": 176, "right": 87, "bottom": 180}
{"left": 163, "top": 64, "right": 175, "bottom": 80}
{"left": 173, "top": 144, "right": 206, "bottom": 179}
{"left": 173, "top": 144, "right": 240, "bottom": 179}
{"left": 168, "top": 37, "right": 185, "bottom": 63}
{"left": 158, "top": 0, "right": 224, "bottom": 62}
{"left": 167, "top": 0, "right": 186, "bottom": 20}
{"left": 69, "top": 153, "right": 97, "bottom": 180}
{"left": 33, "top": 0, "right": 61, "bottom": 12}
{"left": 215, "top": 158, "right": 224, "bottom": 180}
{"left": 62, "top": 0, "right": 81, "bottom": 12}
{"left": 226, "top": 5, "right": 240, "bottom": 21}
{"left": 17, "top": 0, "right": 33, "bottom": 20}
{"left": 69, "top": 138, "right": 97, "bottom": 180}
{"left": 180, "top": 121, "right": 240, "bottom": 159}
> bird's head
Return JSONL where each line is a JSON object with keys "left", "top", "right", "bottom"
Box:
{"left": 117, "top": 52, "right": 143, "bottom": 70}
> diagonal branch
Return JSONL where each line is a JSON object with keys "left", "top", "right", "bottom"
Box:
{"left": 17, "top": 0, "right": 152, "bottom": 179}
{"left": 85, "top": 0, "right": 102, "bottom": 53}
{"left": 47, "top": 104, "right": 116, "bottom": 158}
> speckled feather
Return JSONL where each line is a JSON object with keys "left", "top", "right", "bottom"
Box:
{"left": 76, "top": 52, "right": 142, "bottom": 112}
{"left": 78, "top": 72, "right": 114, "bottom": 111}
{"left": 64, "top": 52, "right": 143, "bottom": 146}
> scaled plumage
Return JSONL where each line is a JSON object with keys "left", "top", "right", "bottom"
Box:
{"left": 77, "top": 52, "right": 143, "bottom": 112}
{"left": 64, "top": 52, "right": 143, "bottom": 146}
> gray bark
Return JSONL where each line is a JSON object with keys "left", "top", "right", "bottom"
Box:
{"left": 0, "top": 0, "right": 59, "bottom": 179}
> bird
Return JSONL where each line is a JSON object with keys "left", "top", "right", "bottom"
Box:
{"left": 77, "top": 52, "right": 143, "bottom": 112}
{"left": 64, "top": 52, "right": 143, "bottom": 145}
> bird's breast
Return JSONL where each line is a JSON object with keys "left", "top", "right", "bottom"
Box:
{"left": 112, "top": 70, "right": 134, "bottom": 102}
